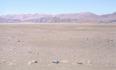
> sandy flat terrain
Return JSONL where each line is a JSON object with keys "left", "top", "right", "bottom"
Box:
{"left": 0, "top": 23, "right": 116, "bottom": 70}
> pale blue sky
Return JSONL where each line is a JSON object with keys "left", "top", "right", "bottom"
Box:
{"left": 0, "top": 0, "right": 116, "bottom": 15}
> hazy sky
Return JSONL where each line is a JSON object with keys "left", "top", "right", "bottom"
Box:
{"left": 0, "top": 0, "right": 116, "bottom": 15}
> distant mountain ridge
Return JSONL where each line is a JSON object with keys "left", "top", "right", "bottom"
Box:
{"left": 0, "top": 12, "right": 116, "bottom": 23}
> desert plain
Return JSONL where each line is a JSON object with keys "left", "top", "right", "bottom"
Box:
{"left": 0, "top": 23, "right": 116, "bottom": 70}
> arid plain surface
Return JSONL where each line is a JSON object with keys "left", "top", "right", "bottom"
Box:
{"left": 0, "top": 23, "right": 116, "bottom": 70}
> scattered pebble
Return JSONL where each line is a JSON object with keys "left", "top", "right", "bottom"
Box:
{"left": 77, "top": 60, "right": 91, "bottom": 65}
{"left": 1, "top": 59, "right": 7, "bottom": 63}
{"left": 34, "top": 61, "right": 38, "bottom": 63}
{"left": 86, "top": 38, "right": 89, "bottom": 40}
{"left": 52, "top": 60, "right": 60, "bottom": 64}
{"left": 77, "top": 62, "right": 83, "bottom": 65}
{"left": 28, "top": 51, "right": 33, "bottom": 54}
{"left": 106, "top": 39, "right": 114, "bottom": 43}
{"left": 17, "top": 40, "right": 21, "bottom": 42}
{"left": 28, "top": 60, "right": 38, "bottom": 65}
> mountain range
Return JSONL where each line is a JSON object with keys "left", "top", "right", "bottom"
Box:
{"left": 0, "top": 12, "right": 116, "bottom": 23}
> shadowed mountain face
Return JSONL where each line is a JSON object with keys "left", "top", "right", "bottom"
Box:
{"left": 0, "top": 12, "right": 116, "bottom": 23}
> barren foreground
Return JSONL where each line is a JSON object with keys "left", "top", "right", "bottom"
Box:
{"left": 0, "top": 23, "right": 116, "bottom": 70}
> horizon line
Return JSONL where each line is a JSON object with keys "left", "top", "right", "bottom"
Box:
{"left": 0, "top": 11, "right": 116, "bottom": 16}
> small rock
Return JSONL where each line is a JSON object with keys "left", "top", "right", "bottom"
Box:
{"left": 52, "top": 60, "right": 60, "bottom": 64}
{"left": 28, "top": 60, "right": 38, "bottom": 65}
{"left": 17, "top": 40, "right": 21, "bottom": 42}
{"left": 77, "top": 62, "right": 83, "bottom": 65}
{"left": 34, "top": 61, "right": 38, "bottom": 63}
{"left": 1, "top": 59, "right": 6, "bottom": 63}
